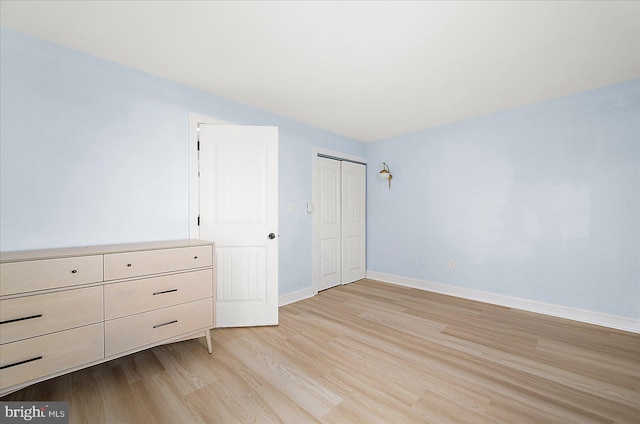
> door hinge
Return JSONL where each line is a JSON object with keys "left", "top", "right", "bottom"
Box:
{"left": 197, "top": 216, "right": 200, "bottom": 226}
{"left": 197, "top": 141, "right": 200, "bottom": 151}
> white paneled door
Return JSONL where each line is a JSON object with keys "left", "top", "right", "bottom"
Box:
{"left": 316, "top": 157, "right": 342, "bottom": 291}
{"left": 199, "top": 125, "right": 278, "bottom": 327}
{"left": 315, "top": 157, "right": 366, "bottom": 292}
{"left": 341, "top": 161, "right": 366, "bottom": 284}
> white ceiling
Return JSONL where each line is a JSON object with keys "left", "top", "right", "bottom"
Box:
{"left": 1, "top": 1, "right": 638, "bottom": 142}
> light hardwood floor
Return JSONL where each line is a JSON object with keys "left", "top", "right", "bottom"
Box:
{"left": 2, "top": 279, "right": 639, "bottom": 423}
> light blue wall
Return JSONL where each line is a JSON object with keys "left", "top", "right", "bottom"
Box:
{"left": 367, "top": 79, "right": 640, "bottom": 318}
{"left": 0, "top": 27, "right": 365, "bottom": 296}
{"left": 3, "top": 28, "right": 638, "bottom": 317}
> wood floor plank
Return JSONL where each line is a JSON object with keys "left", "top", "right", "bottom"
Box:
{"left": 128, "top": 371, "right": 204, "bottom": 424}
{"left": 223, "top": 336, "right": 343, "bottom": 420}
{"left": 321, "top": 367, "right": 417, "bottom": 423}
{"left": 151, "top": 341, "right": 220, "bottom": 395}
{"left": 2, "top": 279, "right": 638, "bottom": 423}
{"left": 111, "top": 347, "right": 166, "bottom": 385}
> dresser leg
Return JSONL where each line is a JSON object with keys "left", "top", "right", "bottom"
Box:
{"left": 205, "top": 329, "right": 213, "bottom": 353}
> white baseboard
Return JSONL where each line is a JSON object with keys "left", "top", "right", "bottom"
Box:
{"left": 279, "top": 287, "right": 315, "bottom": 307}
{"left": 366, "top": 270, "right": 640, "bottom": 334}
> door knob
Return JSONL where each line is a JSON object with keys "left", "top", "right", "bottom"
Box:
{"left": 268, "top": 233, "right": 276, "bottom": 239}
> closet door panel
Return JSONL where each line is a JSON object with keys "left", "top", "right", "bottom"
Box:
{"left": 341, "top": 161, "right": 366, "bottom": 284}
{"left": 316, "top": 157, "right": 341, "bottom": 291}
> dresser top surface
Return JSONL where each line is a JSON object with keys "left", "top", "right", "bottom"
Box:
{"left": 0, "top": 240, "right": 214, "bottom": 263}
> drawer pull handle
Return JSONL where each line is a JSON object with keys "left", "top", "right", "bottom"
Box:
{"left": 194, "top": 256, "right": 198, "bottom": 259}
{"left": 0, "top": 356, "right": 43, "bottom": 370}
{"left": 127, "top": 263, "right": 132, "bottom": 267}
{"left": 71, "top": 269, "right": 78, "bottom": 274}
{"left": 153, "top": 289, "right": 178, "bottom": 296}
{"left": 0, "top": 314, "right": 43, "bottom": 325}
{"left": 153, "top": 320, "right": 178, "bottom": 329}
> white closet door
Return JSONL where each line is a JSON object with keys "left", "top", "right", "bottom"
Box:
{"left": 316, "top": 157, "right": 341, "bottom": 291}
{"left": 341, "top": 161, "right": 366, "bottom": 284}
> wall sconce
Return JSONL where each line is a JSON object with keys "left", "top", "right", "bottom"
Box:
{"left": 379, "top": 162, "right": 393, "bottom": 189}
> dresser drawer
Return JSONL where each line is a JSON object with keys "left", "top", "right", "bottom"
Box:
{"left": 0, "top": 286, "right": 103, "bottom": 344}
{"left": 104, "top": 246, "right": 213, "bottom": 281}
{"left": 105, "top": 298, "right": 212, "bottom": 357}
{"left": 104, "top": 269, "right": 212, "bottom": 320}
{"left": 0, "top": 256, "right": 103, "bottom": 296}
{"left": 0, "top": 323, "right": 104, "bottom": 390}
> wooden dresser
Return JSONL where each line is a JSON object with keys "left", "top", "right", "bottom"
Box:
{"left": 0, "top": 240, "right": 215, "bottom": 396}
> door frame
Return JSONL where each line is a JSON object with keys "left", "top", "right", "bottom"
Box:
{"left": 311, "top": 147, "right": 366, "bottom": 295}
{"left": 188, "top": 112, "right": 232, "bottom": 240}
